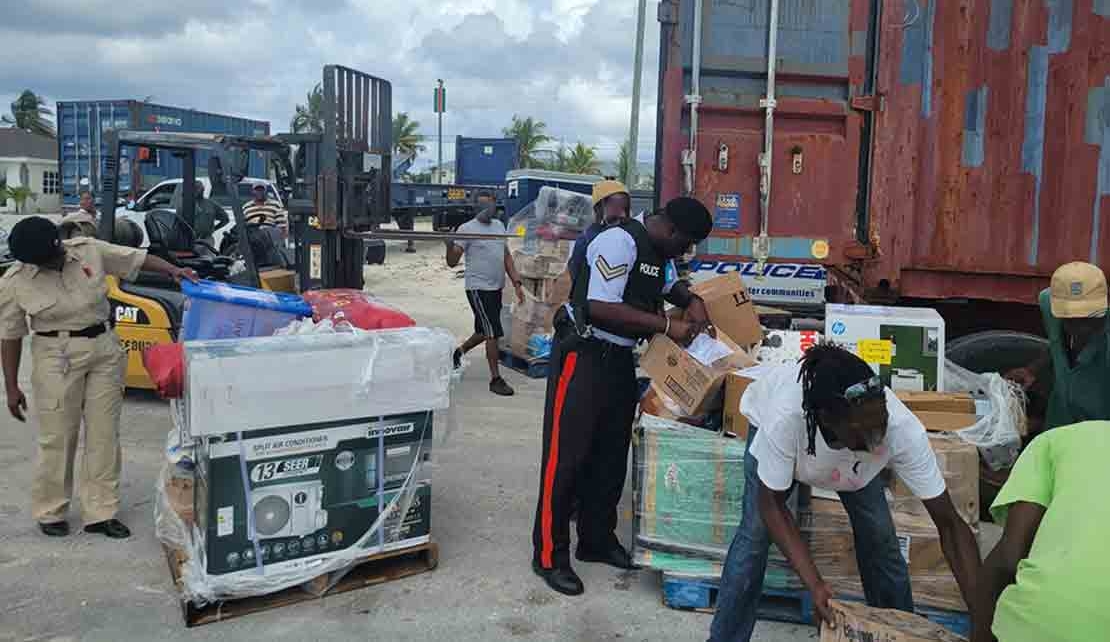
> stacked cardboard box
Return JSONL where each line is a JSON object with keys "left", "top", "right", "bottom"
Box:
{"left": 507, "top": 241, "right": 573, "bottom": 360}
{"left": 821, "top": 600, "right": 966, "bottom": 642}
{"left": 889, "top": 433, "right": 980, "bottom": 527}
{"left": 781, "top": 497, "right": 966, "bottom": 612}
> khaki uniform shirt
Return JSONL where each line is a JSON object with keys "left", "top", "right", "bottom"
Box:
{"left": 0, "top": 238, "right": 148, "bottom": 339}
{"left": 59, "top": 210, "right": 99, "bottom": 239}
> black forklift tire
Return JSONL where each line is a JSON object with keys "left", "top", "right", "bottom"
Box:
{"left": 945, "top": 330, "right": 1047, "bottom": 374}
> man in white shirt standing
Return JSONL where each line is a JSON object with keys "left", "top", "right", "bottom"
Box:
{"left": 708, "top": 343, "right": 980, "bottom": 642}
{"left": 446, "top": 190, "right": 524, "bottom": 396}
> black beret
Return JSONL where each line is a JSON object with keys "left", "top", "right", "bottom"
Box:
{"left": 664, "top": 197, "right": 713, "bottom": 242}
{"left": 9, "top": 216, "right": 63, "bottom": 265}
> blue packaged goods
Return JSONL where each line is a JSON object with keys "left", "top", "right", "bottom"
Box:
{"left": 180, "top": 280, "right": 312, "bottom": 341}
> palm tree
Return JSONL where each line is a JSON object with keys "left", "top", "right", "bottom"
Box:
{"left": 565, "top": 142, "right": 601, "bottom": 175}
{"left": 392, "top": 113, "right": 426, "bottom": 157}
{"left": 503, "top": 115, "right": 552, "bottom": 169}
{"left": 2, "top": 90, "right": 55, "bottom": 138}
{"left": 617, "top": 139, "right": 633, "bottom": 186}
{"left": 290, "top": 83, "right": 325, "bottom": 134}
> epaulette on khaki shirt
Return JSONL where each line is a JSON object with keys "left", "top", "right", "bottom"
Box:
{"left": 0, "top": 238, "right": 148, "bottom": 339}
{"left": 59, "top": 210, "right": 99, "bottom": 239}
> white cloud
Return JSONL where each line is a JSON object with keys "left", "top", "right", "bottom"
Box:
{"left": 1, "top": 0, "right": 660, "bottom": 166}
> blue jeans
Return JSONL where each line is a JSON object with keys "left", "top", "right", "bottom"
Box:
{"left": 708, "top": 427, "right": 913, "bottom": 642}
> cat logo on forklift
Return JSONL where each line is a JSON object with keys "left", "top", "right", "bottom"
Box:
{"left": 112, "top": 304, "right": 148, "bottom": 325}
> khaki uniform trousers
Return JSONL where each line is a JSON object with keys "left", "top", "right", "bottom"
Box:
{"left": 29, "top": 330, "right": 127, "bottom": 525}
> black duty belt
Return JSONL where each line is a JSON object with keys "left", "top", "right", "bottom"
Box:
{"left": 36, "top": 323, "right": 109, "bottom": 339}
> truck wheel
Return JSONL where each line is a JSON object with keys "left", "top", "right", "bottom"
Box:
{"left": 945, "top": 330, "right": 1047, "bottom": 374}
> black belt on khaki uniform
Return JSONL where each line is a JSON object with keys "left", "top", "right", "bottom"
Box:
{"left": 36, "top": 322, "right": 109, "bottom": 339}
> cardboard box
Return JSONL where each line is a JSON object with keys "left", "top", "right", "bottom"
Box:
{"left": 821, "top": 600, "right": 966, "bottom": 642}
{"left": 890, "top": 433, "right": 979, "bottom": 526}
{"left": 641, "top": 331, "right": 755, "bottom": 417}
{"left": 757, "top": 329, "right": 822, "bottom": 364}
{"left": 792, "top": 499, "right": 967, "bottom": 612}
{"left": 722, "top": 373, "right": 755, "bottom": 439}
{"left": 196, "top": 413, "right": 434, "bottom": 580}
{"left": 896, "top": 391, "right": 980, "bottom": 432}
{"left": 690, "top": 273, "right": 764, "bottom": 348}
{"left": 825, "top": 305, "right": 945, "bottom": 392}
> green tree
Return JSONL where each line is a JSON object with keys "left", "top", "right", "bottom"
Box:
{"left": 2, "top": 90, "right": 55, "bottom": 138}
{"left": 290, "top": 83, "right": 324, "bottom": 134}
{"left": 565, "top": 142, "right": 601, "bottom": 175}
{"left": 392, "top": 112, "right": 426, "bottom": 157}
{"left": 503, "top": 115, "right": 552, "bottom": 169}
{"left": 2, "top": 185, "right": 38, "bottom": 214}
{"left": 617, "top": 139, "right": 634, "bottom": 186}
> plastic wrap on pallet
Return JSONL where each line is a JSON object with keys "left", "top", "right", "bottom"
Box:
{"left": 154, "top": 416, "right": 438, "bottom": 606}
{"left": 506, "top": 186, "right": 593, "bottom": 255}
{"left": 944, "top": 359, "right": 1027, "bottom": 471}
{"left": 632, "top": 414, "right": 799, "bottom": 590}
{"left": 156, "top": 326, "right": 460, "bottom": 606}
{"left": 183, "top": 327, "right": 456, "bottom": 437}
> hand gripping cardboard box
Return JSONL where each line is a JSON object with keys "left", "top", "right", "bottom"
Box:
{"left": 641, "top": 331, "right": 756, "bottom": 417}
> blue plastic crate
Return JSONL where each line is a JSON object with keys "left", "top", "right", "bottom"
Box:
{"left": 180, "top": 280, "right": 312, "bottom": 341}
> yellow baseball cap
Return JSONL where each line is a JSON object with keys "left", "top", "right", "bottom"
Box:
{"left": 1050, "top": 262, "right": 1108, "bottom": 318}
{"left": 592, "top": 180, "right": 629, "bottom": 207}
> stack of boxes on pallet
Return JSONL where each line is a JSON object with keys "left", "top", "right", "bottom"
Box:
{"left": 633, "top": 292, "right": 991, "bottom": 631}
{"left": 158, "top": 327, "right": 454, "bottom": 599}
{"left": 506, "top": 241, "right": 573, "bottom": 362}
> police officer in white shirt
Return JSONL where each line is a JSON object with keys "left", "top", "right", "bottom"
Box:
{"left": 708, "top": 344, "right": 980, "bottom": 641}
{"left": 531, "top": 197, "right": 714, "bottom": 596}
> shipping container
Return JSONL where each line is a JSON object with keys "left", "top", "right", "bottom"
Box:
{"left": 656, "top": 0, "right": 1110, "bottom": 369}
{"left": 454, "top": 136, "right": 519, "bottom": 185}
{"left": 505, "top": 169, "right": 603, "bottom": 220}
{"left": 56, "top": 100, "right": 270, "bottom": 206}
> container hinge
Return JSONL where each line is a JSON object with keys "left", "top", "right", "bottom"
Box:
{"left": 850, "top": 95, "right": 885, "bottom": 112}
{"left": 657, "top": 0, "right": 678, "bottom": 25}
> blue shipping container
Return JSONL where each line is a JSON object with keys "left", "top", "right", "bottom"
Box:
{"left": 57, "top": 100, "right": 270, "bottom": 206}
{"left": 454, "top": 137, "right": 518, "bottom": 186}
{"left": 505, "top": 169, "right": 602, "bottom": 220}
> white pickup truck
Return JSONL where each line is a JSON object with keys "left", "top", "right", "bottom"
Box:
{"left": 115, "top": 177, "right": 283, "bottom": 251}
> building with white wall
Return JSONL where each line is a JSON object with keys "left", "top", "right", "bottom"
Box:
{"left": 0, "top": 129, "right": 59, "bottom": 214}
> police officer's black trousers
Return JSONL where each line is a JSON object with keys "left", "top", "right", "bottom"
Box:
{"left": 532, "top": 329, "right": 638, "bottom": 570}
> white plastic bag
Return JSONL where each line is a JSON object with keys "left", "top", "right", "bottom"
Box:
{"left": 944, "top": 360, "right": 1027, "bottom": 471}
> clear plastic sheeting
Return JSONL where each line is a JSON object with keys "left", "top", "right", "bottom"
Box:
{"left": 632, "top": 414, "right": 746, "bottom": 561}
{"left": 155, "top": 324, "right": 459, "bottom": 607}
{"left": 506, "top": 186, "right": 593, "bottom": 256}
{"left": 945, "top": 359, "right": 1027, "bottom": 470}
{"left": 154, "top": 415, "right": 437, "bottom": 606}
{"left": 183, "top": 327, "right": 457, "bottom": 437}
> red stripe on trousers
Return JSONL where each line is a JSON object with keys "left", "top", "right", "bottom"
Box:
{"left": 540, "top": 351, "right": 578, "bottom": 568}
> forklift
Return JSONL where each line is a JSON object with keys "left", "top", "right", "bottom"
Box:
{"left": 100, "top": 65, "right": 516, "bottom": 389}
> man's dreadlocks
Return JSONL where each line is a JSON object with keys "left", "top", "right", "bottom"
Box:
{"left": 798, "top": 343, "right": 878, "bottom": 456}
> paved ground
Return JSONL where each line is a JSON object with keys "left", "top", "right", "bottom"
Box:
{"left": 0, "top": 235, "right": 813, "bottom": 642}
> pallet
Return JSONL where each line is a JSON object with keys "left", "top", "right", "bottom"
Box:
{"left": 660, "top": 573, "right": 969, "bottom": 637}
{"left": 164, "top": 540, "right": 438, "bottom": 627}
{"left": 499, "top": 350, "right": 549, "bottom": 378}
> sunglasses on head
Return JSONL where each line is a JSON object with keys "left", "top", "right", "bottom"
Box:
{"left": 842, "top": 375, "right": 884, "bottom": 404}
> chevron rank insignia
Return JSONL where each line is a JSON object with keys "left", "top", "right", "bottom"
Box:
{"left": 594, "top": 256, "right": 629, "bottom": 281}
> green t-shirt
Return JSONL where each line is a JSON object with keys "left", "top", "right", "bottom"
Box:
{"left": 990, "top": 421, "right": 1110, "bottom": 641}
{"left": 1038, "top": 289, "right": 1110, "bottom": 429}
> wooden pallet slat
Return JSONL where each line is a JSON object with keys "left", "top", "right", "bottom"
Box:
{"left": 164, "top": 541, "right": 438, "bottom": 628}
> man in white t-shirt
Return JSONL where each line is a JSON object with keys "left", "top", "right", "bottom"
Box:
{"left": 708, "top": 344, "right": 980, "bottom": 642}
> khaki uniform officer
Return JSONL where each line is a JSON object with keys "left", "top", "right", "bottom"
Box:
{"left": 59, "top": 190, "right": 99, "bottom": 240}
{"left": 0, "top": 217, "right": 196, "bottom": 539}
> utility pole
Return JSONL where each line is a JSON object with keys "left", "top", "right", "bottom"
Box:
{"left": 435, "top": 79, "right": 446, "bottom": 183}
{"left": 627, "top": 0, "right": 647, "bottom": 188}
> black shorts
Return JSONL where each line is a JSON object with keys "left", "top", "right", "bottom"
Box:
{"left": 466, "top": 289, "right": 504, "bottom": 339}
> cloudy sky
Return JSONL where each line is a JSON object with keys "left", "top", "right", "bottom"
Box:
{"left": 1, "top": 0, "right": 660, "bottom": 171}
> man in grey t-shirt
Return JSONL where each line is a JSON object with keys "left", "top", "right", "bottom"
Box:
{"left": 446, "top": 190, "right": 524, "bottom": 396}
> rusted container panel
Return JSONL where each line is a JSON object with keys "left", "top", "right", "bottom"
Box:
{"left": 657, "top": 0, "right": 1110, "bottom": 307}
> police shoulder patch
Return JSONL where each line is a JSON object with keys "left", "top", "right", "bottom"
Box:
{"left": 594, "top": 255, "right": 629, "bottom": 281}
